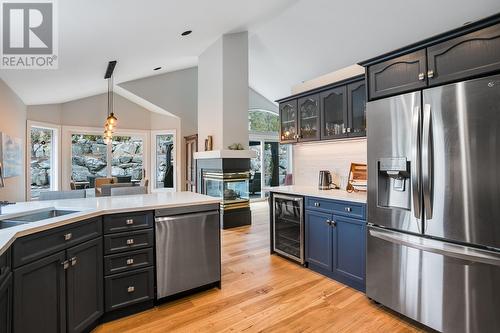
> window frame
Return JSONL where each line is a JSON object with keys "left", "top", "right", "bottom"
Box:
{"left": 26, "top": 120, "right": 61, "bottom": 200}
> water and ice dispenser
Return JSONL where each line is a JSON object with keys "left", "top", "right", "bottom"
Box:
{"left": 377, "top": 157, "right": 411, "bottom": 210}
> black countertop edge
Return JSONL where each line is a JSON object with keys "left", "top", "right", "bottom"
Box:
{"left": 275, "top": 74, "right": 365, "bottom": 103}
{"left": 358, "top": 12, "right": 500, "bottom": 67}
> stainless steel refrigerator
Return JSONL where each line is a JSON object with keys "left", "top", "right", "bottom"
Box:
{"left": 366, "top": 73, "right": 500, "bottom": 333}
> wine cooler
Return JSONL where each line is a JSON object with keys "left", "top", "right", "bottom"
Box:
{"left": 272, "top": 194, "right": 304, "bottom": 264}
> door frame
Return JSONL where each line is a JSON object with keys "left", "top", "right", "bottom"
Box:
{"left": 150, "top": 129, "right": 177, "bottom": 192}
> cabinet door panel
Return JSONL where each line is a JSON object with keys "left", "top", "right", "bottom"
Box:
{"left": 347, "top": 80, "right": 367, "bottom": 137}
{"left": 321, "top": 86, "right": 348, "bottom": 139}
{"left": 67, "top": 238, "right": 103, "bottom": 333}
{"left": 279, "top": 100, "right": 298, "bottom": 143}
{"left": 305, "top": 210, "right": 332, "bottom": 270}
{"left": 298, "top": 94, "right": 321, "bottom": 142}
{"left": 368, "top": 49, "right": 427, "bottom": 100}
{"left": 13, "top": 251, "right": 66, "bottom": 333}
{"left": 0, "top": 272, "right": 12, "bottom": 333}
{"left": 332, "top": 215, "right": 365, "bottom": 288}
{"left": 427, "top": 23, "right": 500, "bottom": 86}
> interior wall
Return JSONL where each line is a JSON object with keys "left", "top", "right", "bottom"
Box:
{"left": 0, "top": 79, "right": 27, "bottom": 202}
{"left": 292, "top": 139, "right": 366, "bottom": 188}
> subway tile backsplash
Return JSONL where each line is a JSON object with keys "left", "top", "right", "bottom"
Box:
{"left": 292, "top": 139, "right": 367, "bottom": 188}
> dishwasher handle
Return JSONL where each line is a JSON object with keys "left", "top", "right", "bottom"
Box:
{"left": 155, "top": 210, "right": 219, "bottom": 223}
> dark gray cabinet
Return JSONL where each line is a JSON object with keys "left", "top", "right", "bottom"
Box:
{"left": 0, "top": 271, "right": 12, "bottom": 333}
{"left": 347, "top": 80, "right": 367, "bottom": 137}
{"left": 13, "top": 251, "right": 67, "bottom": 333}
{"left": 304, "top": 196, "right": 366, "bottom": 292}
{"left": 279, "top": 100, "right": 298, "bottom": 143}
{"left": 67, "top": 238, "right": 103, "bottom": 333}
{"left": 367, "top": 49, "right": 427, "bottom": 100}
{"left": 298, "top": 94, "right": 321, "bottom": 142}
{"left": 278, "top": 76, "right": 367, "bottom": 144}
{"left": 427, "top": 23, "right": 500, "bottom": 86}
{"left": 321, "top": 86, "right": 348, "bottom": 140}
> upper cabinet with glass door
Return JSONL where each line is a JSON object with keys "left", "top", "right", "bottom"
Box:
{"left": 298, "top": 94, "right": 320, "bottom": 142}
{"left": 279, "top": 100, "right": 298, "bottom": 143}
{"left": 278, "top": 75, "right": 366, "bottom": 144}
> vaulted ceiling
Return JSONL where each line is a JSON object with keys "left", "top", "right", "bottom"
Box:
{"left": 1, "top": 0, "right": 499, "bottom": 106}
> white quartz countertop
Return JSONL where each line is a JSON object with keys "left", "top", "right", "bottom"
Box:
{"left": 264, "top": 185, "right": 367, "bottom": 204}
{"left": 0, "top": 192, "right": 220, "bottom": 256}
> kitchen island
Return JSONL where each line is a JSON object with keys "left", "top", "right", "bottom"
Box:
{"left": 0, "top": 192, "right": 221, "bottom": 333}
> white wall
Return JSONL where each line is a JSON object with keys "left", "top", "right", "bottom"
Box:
{"left": 292, "top": 139, "right": 366, "bottom": 188}
{"left": 0, "top": 79, "right": 27, "bottom": 202}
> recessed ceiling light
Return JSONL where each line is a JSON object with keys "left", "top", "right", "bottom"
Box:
{"left": 153, "top": 67, "right": 162, "bottom": 71}
{"left": 181, "top": 30, "right": 192, "bottom": 36}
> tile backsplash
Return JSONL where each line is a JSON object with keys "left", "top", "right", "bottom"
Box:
{"left": 292, "top": 139, "right": 367, "bottom": 188}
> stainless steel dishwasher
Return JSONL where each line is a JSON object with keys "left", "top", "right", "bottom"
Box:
{"left": 155, "top": 207, "right": 221, "bottom": 299}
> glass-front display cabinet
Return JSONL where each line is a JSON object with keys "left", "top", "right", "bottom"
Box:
{"left": 279, "top": 100, "right": 297, "bottom": 143}
{"left": 321, "top": 86, "right": 348, "bottom": 139}
{"left": 347, "top": 81, "right": 367, "bottom": 137}
{"left": 298, "top": 94, "right": 320, "bottom": 141}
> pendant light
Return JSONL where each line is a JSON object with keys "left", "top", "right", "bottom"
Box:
{"left": 103, "top": 61, "right": 117, "bottom": 145}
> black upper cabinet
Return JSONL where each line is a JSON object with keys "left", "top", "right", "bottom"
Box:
{"left": 13, "top": 251, "right": 67, "bottom": 333}
{"left": 0, "top": 272, "right": 12, "bottom": 333}
{"left": 298, "top": 94, "right": 321, "bottom": 142}
{"left": 321, "top": 86, "right": 348, "bottom": 140}
{"left": 279, "top": 100, "right": 298, "bottom": 143}
{"left": 347, "top": 81, "right": 366, "bottom": 137}
{"left": 66, "top": 238, "right": 103, "bottom": 333}
{"left": 427, "top": 23, "right": 500, "bottom": 86}
{"left": 367, "top": 49, "right": 427, "bottom": 100}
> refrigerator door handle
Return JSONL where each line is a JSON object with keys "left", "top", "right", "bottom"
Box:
{"left": 369, "top": 227, "right": 500, "bottom": 267}
{"left": 422, "top": 104, "right": 433, "bottom": 219}
{"left": 411, "top": 105, "right": 422, "bottom": 219}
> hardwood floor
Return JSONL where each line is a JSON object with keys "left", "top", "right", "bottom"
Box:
{"left": 95, "top": 201, "right": 426, "bottom": 333}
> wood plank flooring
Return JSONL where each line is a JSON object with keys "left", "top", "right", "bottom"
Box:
{"left": 95, "top": 201, "right": 426, "bottom": 333}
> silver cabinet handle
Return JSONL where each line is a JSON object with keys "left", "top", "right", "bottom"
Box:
{"left": 345, "top": 207, "right": 352, "bottom": 212}
{"left": 127, "top": 286, "right": 135, "bottom": 293}
{"left": 331, "top": 219, "right": 337, "bottom": 227}
{"left": 70, "top": 257, "right": 77, "bottom": 266}
{"left": 427, "top": 70, "right": 434, "bottom": 78}
{"left": 126, "top": 239, "right": 134, "bottom": 245}
{"left": 325, "top": 219, "right": 331, "bottom": 226}
{"left": 126, "top": 258, "right": 134, "bottom": 265}
{"left": 314, "top": 202, "right": 320, "bottom": 207}
{"left": 346, "top": 128, "right": 351, "bottom": 133}
{"left": 64, "top": 233, "right": 72, "bottom": 241}
{"left": 126, "top": 219, "right": 134, "bottom": 225}
{"left": 422, "top": 104, "right": 433, "bottom": 219}
{"left": 418, "top": 72, "right": 425, "bottom": 81}
{"left": 61, "top": 260, "right": 69, "bottom": 270}
{"left": 411, "top": 105, "right": 422, "bottom": 220}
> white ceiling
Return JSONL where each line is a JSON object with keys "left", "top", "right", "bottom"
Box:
{"left": 1, "top": 0, "right": 500, "bottom": 105}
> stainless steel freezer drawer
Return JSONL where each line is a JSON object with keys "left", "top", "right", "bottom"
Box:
{"left": 367, "top": 226, "right": 500, "bottom": 333}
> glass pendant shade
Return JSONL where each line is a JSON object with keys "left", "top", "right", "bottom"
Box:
{"left": 107, "top": 113, "right": 117, "bottom": 125}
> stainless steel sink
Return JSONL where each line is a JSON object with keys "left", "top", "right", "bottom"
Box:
{"left": 0, "top": 220, "right": 27, "bottom": 229}
{"left": 2, "top": 209, "right": 78, "bottom": 224}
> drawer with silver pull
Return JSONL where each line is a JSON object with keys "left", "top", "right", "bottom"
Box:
{"left": 103, "top": 211, "right": 153, "bottom": 234}
{"left": 12, "top": 217, "right": 102, "bottom": 268}
{"left": 103, "top": 229, "right": 154, "bottom": 255}
{"left": 104, "top": 248, "right": 154, "bottom": 275}
{"left": 104, "top": 266, "right": 154, "bottom": 312}
{"left": 305, "top": 197, "right": 365, "bottom": 219}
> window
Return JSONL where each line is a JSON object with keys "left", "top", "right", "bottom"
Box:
{"left": 29, "top": 124, "right": 59, "bottom": 199}
{"left": 151, "top": 131, "right": 176, "bottom": 191}
{"left": 249, "top": 110, "right": 280, "bottom": 132}
{"left": 71, "top": 134, "right": 108, "bottom": 186}
{"left": 111, "top": 136, "right": 144, "bottom": 182}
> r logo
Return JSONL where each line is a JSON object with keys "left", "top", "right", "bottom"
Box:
{"left": 2, "top": 2, "right": 53, "bottom": 54}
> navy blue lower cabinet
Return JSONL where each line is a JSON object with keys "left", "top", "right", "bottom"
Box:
{"left": 305, "top": 210, "right": 333, "bottom": 271}
{"left": 331, "top": 215, "right": 366, "bottom": 292}
{"left": 304, "top": 196, "right": 366, "bottom": 292}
